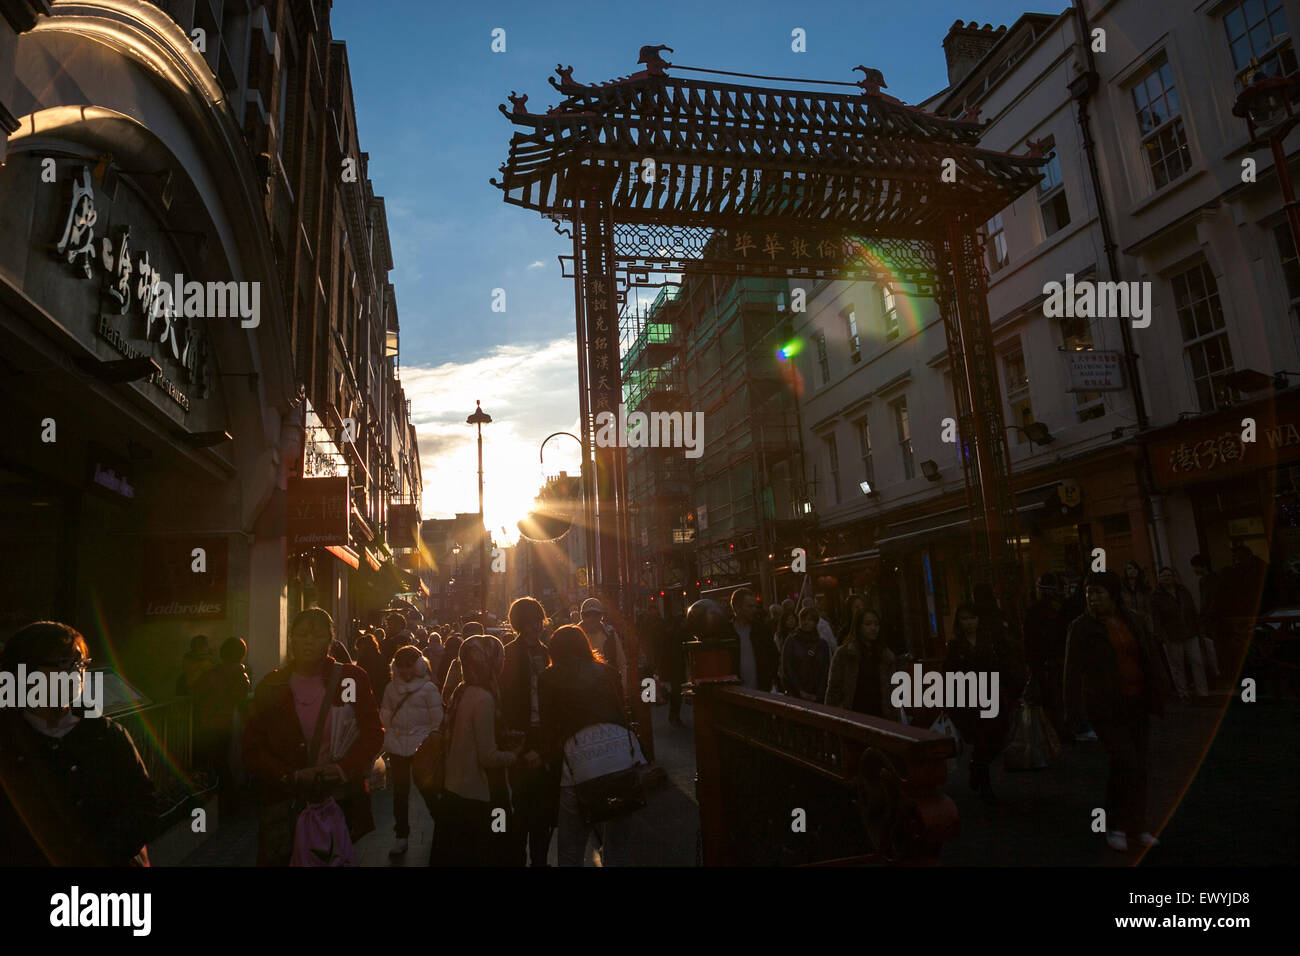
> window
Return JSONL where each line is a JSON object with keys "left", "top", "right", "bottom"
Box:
{"left": 1037, "top": 148, "right": 1070, "bottom": 236}
{"left": 844, "top": 306, "right": 861, "bottom": 360}
{"left": 1172, "top": 260, "right": 1235, "bottom": 412}
{"left": 1060, "top": 314, "right": 1105, "bottom": 422}
{"left": 815, "top": 330, "right": 830, "bottom": 385}
{"left": 825, "top": 434, "right": 841, "bottom": 505}
{"left": 1223, "top": 0, "right": 1295, "bottom": 88}
{"left": 858, "top": 418, "right": 875, "bottom": 489}
{"left": 881, "top": 285, "right": 899, "bottom": 340}
{"left": 1001, "top": 345, "right": 1034, "bottom": 441}
{"left": 892, "top": 398, "right": 915, "bottom": 480}
{"left": 983, "top": 213, "right": 1009, "bottom": 274}
{"left": 1131, "top": 54, "right": 1192, "bottom": 189}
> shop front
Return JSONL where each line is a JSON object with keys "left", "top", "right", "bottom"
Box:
{"left": 1142, "top": 387, "right": 1300, "bottom": 604}
{"left": 0, "top": 6, "right": 297, "bottom": 692}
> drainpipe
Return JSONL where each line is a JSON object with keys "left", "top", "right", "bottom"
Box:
{"left": 1069, "top": 0, "right": 1166, "bottom": 566}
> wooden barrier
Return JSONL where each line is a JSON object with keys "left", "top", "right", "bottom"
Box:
{"left": 690, "top": 640, "right": 959, "bottom": 865}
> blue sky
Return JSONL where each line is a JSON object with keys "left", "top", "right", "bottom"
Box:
{"left": 330, "top": 0, "right": 1065, "bottom": 530}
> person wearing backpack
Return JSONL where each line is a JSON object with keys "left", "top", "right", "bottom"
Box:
{"left": 380, "top": 645, "right": 443, "bottom": 858}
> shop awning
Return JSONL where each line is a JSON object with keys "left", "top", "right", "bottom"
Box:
{"left": 773, "top": 549, "right": 880, "bottom": 575}
{"left": 875, "top": 484, "right": 1060, "bottom": 549}
{"left": 325, "top": 544, "right": 360, "bottom": 569}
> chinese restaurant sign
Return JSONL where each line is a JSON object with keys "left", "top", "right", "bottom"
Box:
{"left": 1147, "top": 394, "right": 1300, "bottom": 488}
{"left": 51, "top": 166, "right": 213, "bottom": 412}
{"left": 287, "top": 477, "right": 350, "bottom": 548}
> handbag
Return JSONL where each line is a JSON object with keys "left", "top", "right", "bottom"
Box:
{"left": 411, "top": 728, "right": 446, "bottom": 794}
{"left": 563, "top": 722, "right": 646, "bottom": 824}
{"left": 290, "top": 792, "right": 358, "bottom": 867}
{"left": 257, "top": 663, "right": 346, "bottom": 864}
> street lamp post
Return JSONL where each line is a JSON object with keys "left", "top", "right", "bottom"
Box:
{"left": 1235, "top": 72, "right": 1300, "bottom": 264}
{"left": 467, "top": 401, "right": 492, "bottom": 620}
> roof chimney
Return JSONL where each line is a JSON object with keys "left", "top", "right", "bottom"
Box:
{"left": 943, "top": 19, "right": 1008, "bottom": 88}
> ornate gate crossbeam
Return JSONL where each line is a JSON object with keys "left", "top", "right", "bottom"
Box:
{"left": 492, "top": 68, "right": 1043, "bottom": 231}
{"left": 559, "top": 224, "right": 943, "bottom": 297}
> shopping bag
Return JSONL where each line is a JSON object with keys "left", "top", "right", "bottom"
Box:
{"left": 1002, "top": 700, "right": 1035, "bottom": 771}
{"left": 1202, "top": 637, "right": 1220, "bottom": 679}
{"left": 290, "top": 797, "right": 358, "bottom": 867}
{"left": 1027, "top": 702, "right": 1061, "bottom": 766}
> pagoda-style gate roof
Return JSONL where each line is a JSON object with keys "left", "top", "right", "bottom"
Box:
{"left": 491, "top": 57, "right": 1046, "bottom": 238}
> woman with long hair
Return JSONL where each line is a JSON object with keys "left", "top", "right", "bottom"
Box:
{"left": 241, "top": 607, "right": 384, "bottom": 866}
{"left": 825, "top": 608, "right": 897, "bottom": 718}
{"left": 430, "top": 634, "right": 522, "bottom": 866}
{"left": 539, "top": 625, "right": 637, "bottom": 866}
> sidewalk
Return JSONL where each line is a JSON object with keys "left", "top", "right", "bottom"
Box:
{"left": 178, "top": 702, "right": 700, "bottom": 867}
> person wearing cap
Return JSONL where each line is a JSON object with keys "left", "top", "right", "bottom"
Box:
{"left": 579, "top": 598, "right": 628, "bottom": 684}
{"left": 1023, "top": 572, "right": 1069, "bottom": 737}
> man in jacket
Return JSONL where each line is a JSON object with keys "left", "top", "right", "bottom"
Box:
{"left": 730, "top": 588, "right": 778, "bottom": 692}
{"left": 1023, "top": 573, "right": 1068, "bottom": 737}
{"left": 1064, "top": 571, "right": 1172, "bottom": 853}
{"left": 500, "top": 597, "right": 559, "bottom": 866}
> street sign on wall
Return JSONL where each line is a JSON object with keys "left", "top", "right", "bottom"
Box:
{"left": 1065, "top": 350, "right": 1124, "bottom": 392}
{"left": 287, "top": 476, "right": 349, "bottom": 548}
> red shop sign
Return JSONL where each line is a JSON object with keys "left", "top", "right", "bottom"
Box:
{"left": 1145, "top": 393, "right": 1300, "bottom": 489}
{"left": 287, "top": 476, "right": 350, "bottom": 548}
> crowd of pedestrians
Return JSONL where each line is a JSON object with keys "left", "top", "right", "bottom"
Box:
{"left": 0, "top": 541, "right": 1275, "bottom": 865}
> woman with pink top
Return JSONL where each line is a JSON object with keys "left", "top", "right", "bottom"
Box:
{"left": 242, "top": 607, "right": 384, "bottom": 866}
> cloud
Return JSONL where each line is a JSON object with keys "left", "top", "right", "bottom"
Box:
{"left": 399, "top": 337, "right": 585, "bottom": 538}
{"left": 526, "top": 260, "right": 545, "bottom": 270}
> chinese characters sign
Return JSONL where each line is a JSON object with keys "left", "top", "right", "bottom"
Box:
{"left": 1065, "top": 350, "right": 1124, "bottom": 392}
{"left": 287, "top": 477, "right": 350, "bottom": 548}
{"left": 1148, "top": 412, "right": 1300, "bottom": 488}
{"left": 50, "top": 165, "right": 212, "bottom": 411}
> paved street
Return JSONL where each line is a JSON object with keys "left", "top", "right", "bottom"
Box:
{"left": 178, "top": 688, "right": 1295, "bottom": 867}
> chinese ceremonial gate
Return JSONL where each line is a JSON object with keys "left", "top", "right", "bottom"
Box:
{"left": 492, "top": 48, "right": 1045, "bottom": 616}
{"left": 493, "top": 51, "right": 1046, "bottom": 800}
